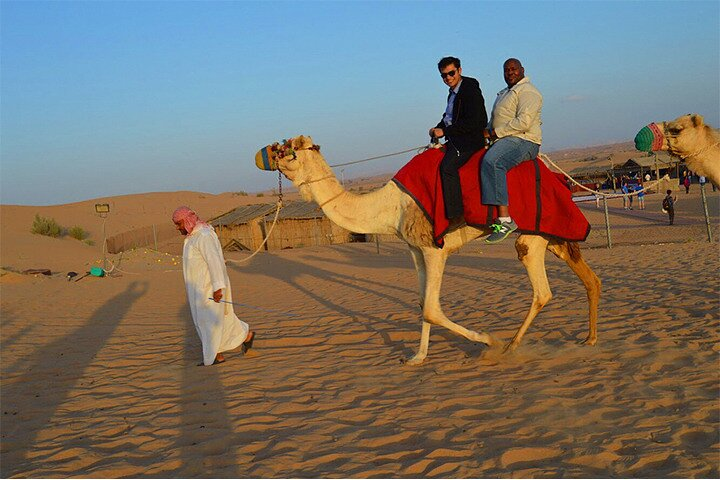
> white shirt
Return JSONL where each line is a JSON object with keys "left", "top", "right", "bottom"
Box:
{"left": 490, "top": 76, "right": 543, "bottom": 145}
{"left": 443, "top": 79, "right": 462, "bottom": 127}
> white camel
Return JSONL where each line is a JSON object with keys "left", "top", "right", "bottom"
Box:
{"left": 273, "top": 136, "right": 601, "bottom": 365}
{"left": 639, "top": 114, "right": 720, "bottom": 186}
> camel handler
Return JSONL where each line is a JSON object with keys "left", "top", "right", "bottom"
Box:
{"left": 429, "top": 56, "right": 488, "bottom": 231}
{"left": 172, "top": 206, "right": 255, "bottom": 366}
{"left": 482, "top": 58, "right": 543, "bottom": 243}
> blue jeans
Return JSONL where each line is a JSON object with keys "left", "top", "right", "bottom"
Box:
{"left": 480, "top": 136, "right": 540, "bottom": 206}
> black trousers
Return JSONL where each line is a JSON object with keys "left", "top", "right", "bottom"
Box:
{"left": 440, "top": 144, "right": 478, "bottom": 220}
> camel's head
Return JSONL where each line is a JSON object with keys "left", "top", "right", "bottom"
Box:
{"left": 255, "top": 136, "right": 320, "bottom": 176}
{"left": 634, "top": 114, "right": 706, "bottom": 154}
{"left": 255, "top": 136, "right": 328, "bottom": 199}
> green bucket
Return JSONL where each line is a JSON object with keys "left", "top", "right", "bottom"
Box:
{"left": 90, "top": 267, "right": 105, "bottom": 277}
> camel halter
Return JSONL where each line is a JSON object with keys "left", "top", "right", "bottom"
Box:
{"left": 297, "top": 175, "right": 345, "bottom": 209}
{"left": 283, "top": 143, "right": 347, "bottom": 209}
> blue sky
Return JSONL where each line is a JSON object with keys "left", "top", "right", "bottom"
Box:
{"left": 2, "top": 1, "right": 719, "bottom": 205}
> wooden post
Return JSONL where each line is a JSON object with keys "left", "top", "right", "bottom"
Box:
{"left": 700, "top": 183, "right": 713, "bottom": 243}
{"left": 603, "top": 195, "right": 612, "bottom": 249}
{"left": 153, "top": 224, "right": 158, "bottom": 251}
{"left": 654, "top": 153, "right": 660, "bottom": 185}
{"left": 262, "top": 217, "right": 269, "bottom": 251}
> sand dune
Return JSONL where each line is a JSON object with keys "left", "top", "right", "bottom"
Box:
{"left": 1, "top": 191, "right": 718, "bottom": 479}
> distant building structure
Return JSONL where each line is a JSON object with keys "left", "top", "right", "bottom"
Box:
{"left": 209, "top": 201, "right": 355, "bottom": 251}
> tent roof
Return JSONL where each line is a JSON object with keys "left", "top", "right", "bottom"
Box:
{"left": 567, "top": 165, "right": 610, "bottom": 176}
{"left": 210, "top": 203, "right": 278, "bottom": 226}
{"left": 268, "top": 201, "right": 324, "bottom": 220}
{"left": 210, "top": 201, "right": 326, "bottom": 226}
{"left": 621, "top": 152, "right": 677, "bottom": 168}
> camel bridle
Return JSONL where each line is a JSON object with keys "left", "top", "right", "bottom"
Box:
{"left": 279, "top": 142, "right": 345, "bottom": 209}
{"left": 662, "top": 122, "right": 720, "bottom": 160}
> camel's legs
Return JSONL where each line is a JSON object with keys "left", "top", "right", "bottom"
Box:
{"left": 406, "top": 246, "right": 432, "bottom": 366}
{"left": 507, "top": 235, "right": 553, "bottom": 352}
{"left": 547, "top": 240, "right": 601, "bottom": 345}
{"left": 406, "top": 322, "right": 432, "bottom": 366}
{"left": 407, "top": 246, "right": 427, "bottom": 307}
{"left": 407, "top": 248, "right": 494, "bottom": 365}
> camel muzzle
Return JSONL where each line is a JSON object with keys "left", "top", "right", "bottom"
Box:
{"left": 255, "top": 144, "right": 279, "bottom": 171}
{"left": 634, "top": 123, "right": 665, "bottom": 152}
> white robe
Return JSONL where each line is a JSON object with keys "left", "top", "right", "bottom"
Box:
{"left": 182, "top": 225, "right": 249, "bottom": 365}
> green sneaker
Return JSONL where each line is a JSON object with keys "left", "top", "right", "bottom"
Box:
{"left": 485, "top": 220, "right": 518, "bottom": 243}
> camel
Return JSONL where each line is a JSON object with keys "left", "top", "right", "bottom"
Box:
{"left": 270, "top": 136, "right": 601, "bottom": 365}
{"left": 636, "top": 114, "right": 720, "bottom": 186}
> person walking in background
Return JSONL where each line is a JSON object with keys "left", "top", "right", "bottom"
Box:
{"left": 636, "top": 183, "right": 645, "bottom": 210}
{"left": 429, "top": 56, "right": 488, "bottom": 230}
{"left": 173, "top": 206, "right": 255, "bottom": 366}
{"left": 621, "top": 182, "right": 629, "bottom": 209}
{"left": 482, "top": 58, "right": 543, "bottom": 243}
{"left": 683, "top": 174, "right": 691, "bottom": 194}
{"left": 663, "top": 190, "right": 676, "bottom": 225}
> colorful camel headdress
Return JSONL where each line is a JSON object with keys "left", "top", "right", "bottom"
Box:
{"left": 634, "top": 122, "right": 665, "bottom": 152}
{"left": 255, "top": 140, "right": 294, "bottom": 171}
{"left": 255, "top": 137, "right": 321, "bottom": 171}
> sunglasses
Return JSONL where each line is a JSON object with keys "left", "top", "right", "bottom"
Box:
{"left": 440, "top": 69, "right": 457, "bottom": 79}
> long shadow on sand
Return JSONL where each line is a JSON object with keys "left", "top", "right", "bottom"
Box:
{"left": 173, "top": 304, "right": 241, "bottom": 478}
{"left": 0, "top": 281, "right": 148, "bottom": 477}
{"left": 231, "top": 253, "right": 469, "bottom": 359}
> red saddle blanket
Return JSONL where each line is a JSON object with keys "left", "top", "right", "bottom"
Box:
{"left": 392, "top": 147, "right": 591, "bottom": 247}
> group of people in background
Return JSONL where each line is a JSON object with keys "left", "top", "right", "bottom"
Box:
{"left": 620, "top": 179, "right": 646, "bottom": 210}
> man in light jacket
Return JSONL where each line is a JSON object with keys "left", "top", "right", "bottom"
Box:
{"left": 482, "top": 58, "right": 543, "bottom": 243}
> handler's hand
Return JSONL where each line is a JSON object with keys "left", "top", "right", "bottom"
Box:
{"left": 430, "top": 128, "right": 444, "bottom": 139}
{"left": 213, "top": 289, "right": 223, "bottom": 303}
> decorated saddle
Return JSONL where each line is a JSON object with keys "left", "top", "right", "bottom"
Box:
{"left": 392, "top": 147, "right": 591, "bottom": 247}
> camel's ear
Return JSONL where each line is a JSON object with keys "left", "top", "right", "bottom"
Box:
{"left": 690, "top": 114, "right": 704, "bottom": 128}
{"left": 291, "top": 135, "right": 314, "bottom": 150}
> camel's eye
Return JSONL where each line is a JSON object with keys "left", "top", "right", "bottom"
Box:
{"left": 667, "top": 127, "right": 681, "bottom": 135}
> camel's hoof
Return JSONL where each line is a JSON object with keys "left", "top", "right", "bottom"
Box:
{"left": 503, "top": 342, "right": 518, "bottom": 354}
{"left": 405, "top": 355, "right": 425, "bottom": 366}
{"left": 581, "top": 336, "right": 597, "bottom": 346}
{"left": 485, "top": 333, "right": 502, "bottom": 348}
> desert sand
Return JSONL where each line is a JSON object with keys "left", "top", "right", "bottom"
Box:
{"left": 1, "top": 183, "right": 719, "bottom": 478}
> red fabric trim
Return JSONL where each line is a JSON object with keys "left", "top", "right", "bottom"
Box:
{"left": 649, "top": 123, "right": 664, "bottom": 151}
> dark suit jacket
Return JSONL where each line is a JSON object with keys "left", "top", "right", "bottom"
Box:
{"left": 436, "top": 76, "right": 488, "bottom": 152}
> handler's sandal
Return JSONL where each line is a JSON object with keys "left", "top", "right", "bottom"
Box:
{"left": 485, "top": 220, "right": 518, "bottom": 244}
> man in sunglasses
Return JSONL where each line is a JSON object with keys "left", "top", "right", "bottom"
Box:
{"left": 429, "top": 56, "right": 488, "bottom": 231}
{"left": 482, "top": 58, "right": 543, "bottom": 243}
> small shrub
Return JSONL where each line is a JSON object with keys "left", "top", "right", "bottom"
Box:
{"left": 68, "top": 226, "right": 88, "bottom": 240}
{"left": 256, "top": 193, "right": 265, "bottom": 197}
{"left": 233, "top": 191, "right": 249, "bottom": 197}
{"left": 84, "top": 239, "right": 95, "bottom": 246}
{"left": 31, "top": 214, "right": 63, "bottom": 237}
